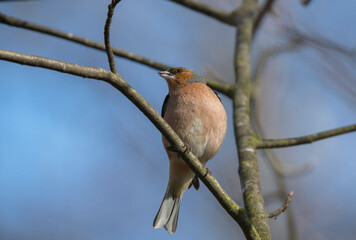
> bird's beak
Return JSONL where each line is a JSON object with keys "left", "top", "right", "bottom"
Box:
{"left": 159, "top": 71, "right": 174, "bottom": 80}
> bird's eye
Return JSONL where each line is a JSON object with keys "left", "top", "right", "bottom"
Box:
{"left": 177, "top": 69, "right": 182, "bottom": 73}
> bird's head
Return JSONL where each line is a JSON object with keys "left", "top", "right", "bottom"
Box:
{"left": 159, "top": 67, "right": 205, "bottom": 85}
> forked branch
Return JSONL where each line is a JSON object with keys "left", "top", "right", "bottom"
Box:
{"left": 0, "top": 12, "right": 232, "bottom": 97}
{"left": 0, "top": 48, "right": 260, "bottom": 240}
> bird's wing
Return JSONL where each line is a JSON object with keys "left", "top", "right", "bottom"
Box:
{"left": 161, "top": 94, "right": 170, "bottom": 117}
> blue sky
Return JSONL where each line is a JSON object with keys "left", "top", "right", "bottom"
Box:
{"left": 0, "top": 0, "right": 355, "bottom": 239}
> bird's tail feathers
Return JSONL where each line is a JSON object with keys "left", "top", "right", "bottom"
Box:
{"left": 153, "top": 187, "right": 181, "bottom": 234}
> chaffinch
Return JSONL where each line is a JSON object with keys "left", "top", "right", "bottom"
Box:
{"left": 153, "top": 67, "right": 227, "bottom": 233}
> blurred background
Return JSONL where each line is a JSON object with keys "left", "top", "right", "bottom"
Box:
{"left": 0, "top": 0, "right": 355, "bottom": 239}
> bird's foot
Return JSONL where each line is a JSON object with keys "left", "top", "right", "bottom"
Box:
{"left": 166, "top": 145, "right": 178, "bottom": 153}
{"left": 166, "top": 143, "right": 191, "bottom": 155}
{"left": 183, "top": 143, "right": 191, "bottom": 155}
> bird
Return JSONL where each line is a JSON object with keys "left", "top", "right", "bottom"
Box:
{"left": 153, "top": 67, "right": 227, "bottom": 233}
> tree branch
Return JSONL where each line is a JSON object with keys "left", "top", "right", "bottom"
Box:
{"left": 257, "top": 124, "right": 356, "bottom": 149}
{"left": 233, "top": 0, "right": 271, "bottom": 238}
{"left": 0, "top": 12, "right": 170, "bottom": 70}
{"left": 253, "top": 0, "right": 276, "bottom": 36}
{"left": 268, "top": 191, "right": 294, "bottom": 219}
{"left": 0, "top": 12, "right": 232, "bottom": 97}
{"left": 0, "top": 48, "right": 260, "bottom": 239}
{"left": 104, "top": 0, "right": 121, "bottom": 74}
{"left": 168, "top": 0, "right": 240, "bottom": 26}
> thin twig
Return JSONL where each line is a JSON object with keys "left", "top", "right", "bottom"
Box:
{"left": 0, "top": 48, "right": 260, "bottom": 239}
{"left": 169, "top": 0, "right": 239, "bottom": 26}
{"left": 268, "top": 191, "right": 294, "bottom": 219}
{"left": 257, "top": 124, "right": 356, "bottom": 149}
{"left": 253, "top": 0, "right": 276, "bottom": 36}
{"left": 104, "top": 0, "right": 121, "bottom": 74}
{"left": 0, "top": 11, "right": 170, "bottom": 70}
{"left": 269, "top": 175, "right": 298, "bottom": 239}
{"left": 0, "top": 12, "right": 232, "bottom": 97}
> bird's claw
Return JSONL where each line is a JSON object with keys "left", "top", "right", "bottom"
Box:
{"left": 166, "top": 143, "right": 191, "bottom": 155}
{"left": 183, "top": 144, "right": 191, "bottom": 155}
{"left": 166, "top": 145, "right": 178, "bottom": 153}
